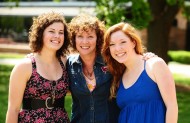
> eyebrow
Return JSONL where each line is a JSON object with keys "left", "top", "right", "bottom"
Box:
{"left": 109, "top": 41, "right": 115, "bottom": 43}
{"left": 49, "top": 28, "right": 64, "bottom": 31}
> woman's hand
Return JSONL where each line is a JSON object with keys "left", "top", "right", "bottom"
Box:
{"left": 143, "top": 52, "right": 157, "bottom": 60}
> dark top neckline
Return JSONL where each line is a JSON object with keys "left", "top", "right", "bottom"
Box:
{"left": 30, "top": 56, "right": 65, "bottom": 82}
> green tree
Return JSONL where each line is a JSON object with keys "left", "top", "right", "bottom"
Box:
{"left": 95, "top": 0, "right": 190, "bottom": 63}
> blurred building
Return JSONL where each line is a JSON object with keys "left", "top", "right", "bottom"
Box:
{"left": 0, "top": 0, "right": 95, "bottom": 42}
{"left": 0, "top": 0, "right": 95, "bottom": 17}
{"left": 0, "top": 0, "right": 189, "bottom": 51}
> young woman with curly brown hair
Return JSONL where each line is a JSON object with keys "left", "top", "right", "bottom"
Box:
{"left": 6, "top": 12, "right": 70, "bottom": 123}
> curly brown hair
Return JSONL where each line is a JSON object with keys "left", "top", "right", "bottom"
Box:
{"left": 29, "top": 12, "right": 70, "bottom": 57}
{"left": 102, "top": 22, "right": 145, "bottom": 98}
{"left": 68, "top": 13, "right": 105, "bottom": 54}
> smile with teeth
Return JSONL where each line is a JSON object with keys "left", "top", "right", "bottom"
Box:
{"left": 81, "top": 46, "right": 90, "bottom": 49}
{"left": 116, "top": 52, "right": 126, "bottom": 57}
{"left": 51, "top": 40, "right": 60, "bottom": 44}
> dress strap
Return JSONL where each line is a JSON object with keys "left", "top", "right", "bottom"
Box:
{"left": 144, "top": 60, "right": 146, "bottom": 70}
{"left": 58, "top": 57, "right": 66, "bottom": 71}
{"left": 27, "top": 53, "right": 37, "bottom": 74}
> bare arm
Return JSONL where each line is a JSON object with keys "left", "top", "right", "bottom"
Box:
{"left": 151, "top": 57, "right": 178, "bottom": 123}
{"left": 6, "top": 58, "right": 32, "bottom": 123}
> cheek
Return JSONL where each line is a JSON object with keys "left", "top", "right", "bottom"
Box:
{"left": 61, "top": 35, "right": 64, "bottom": 40}
{"left": 75, "top": 40, "right": 80, "bottom": 49}
{"left": 91, "top": 38, "right": 97, "bottom": 45}
{"left": 43, "top": 33, "right": 51, "bottom": 40}
{"left": 109, "top": 47, "right": 115, "bottom": 57}
{"left": 42, "top": 35, "right": 48, "bottom": 43}
{"left": 61, "top": 36, "right": 64, "bottom": 45}
{"left": 94, "top": 40, "right": 97, "bottom": 45}
{"left": 92, "top": 40, "right": 97, "bottom": 48}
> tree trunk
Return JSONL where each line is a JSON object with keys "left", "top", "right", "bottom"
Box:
{"left": 147, "top": 19, "right": 171, "bottom": 63}
{"left": 147, "top": 0, "right": 180, "bottom": 63}
{"left": 185, "top": 21, "right": 190, "bottom": 51}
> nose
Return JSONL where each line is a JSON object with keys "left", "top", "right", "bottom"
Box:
{"left": 115, "top": 44, "right": 122, "bottom": 51}
{"left": 54, "top": 32, "right": 60, "bottom": 38}
{"left": 82, "top": 37, "right": 89, "bottom": 43}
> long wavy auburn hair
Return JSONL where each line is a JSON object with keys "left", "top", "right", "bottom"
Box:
{"left": 102, "top": 22, "right": 145, "bottom": 98}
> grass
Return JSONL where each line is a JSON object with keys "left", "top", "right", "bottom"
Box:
{"left": 0, "top": 64, "right": 72, "bottom": 122}
{"left": 0, "top": 65, "right": 13, "bottom": 122}
{"left": 0, "top": 52, "right": 190, "bottom": 123}
{"left": 0, "top": 64, "right": 190, "bottom": 123}
{"left": 65, "top": 94, "right": 72, "bottom": 119}
{"left": 177, "top": 91, "right": 190, "bottom": 123}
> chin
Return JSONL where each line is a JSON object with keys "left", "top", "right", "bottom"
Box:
{"left": 116, "top": 59, "right": 126, "bottom": 64}
{"left": 118, "top": 61, "right": 124, "bottom": 64}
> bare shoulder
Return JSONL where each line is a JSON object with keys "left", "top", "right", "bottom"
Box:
{"left": 14, "top": 57, "right": 32, "bottom": 69}
{"left": 146, "top": 57, "right": 169, "bottom": 77}
{"left": 146, "top": 57, "right": 166, "bottom": 68}
{"left": 12, "top": 58, "right": 32, "bottom": 78}
{"left": 145, "top": 57, "right": 169, "bottom": 82}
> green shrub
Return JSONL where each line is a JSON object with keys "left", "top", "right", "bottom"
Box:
{"left": 168, "top": 50, "right": 190, "bottom": 64}
{"left": 0, "top": 64, "right": 72, "bottom": 122}
{"left": 173, "top": 73, "right": 190, "bottom": 86}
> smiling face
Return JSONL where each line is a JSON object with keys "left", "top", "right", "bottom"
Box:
{"left": 42, "top": 22, "right": 64, "bottom": 51}
{"left": 75, "top": 29, "right": 97, "bottom": 56}
{"left": 109, "top": 30, "right": 136, "bottom": 63}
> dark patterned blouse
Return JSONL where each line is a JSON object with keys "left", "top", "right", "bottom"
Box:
{"left": 18, "top": 55, "right": 70, "bottom": 123}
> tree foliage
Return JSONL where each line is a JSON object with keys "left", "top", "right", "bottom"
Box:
{"left": 95, "top": 0, "right": 189, "bottom": 62}
{"left": 95, "top": 0, "right": 188, "bottom": 28}
{"left": 183, "top": 1, "right": 190, "bottom": 21}
{"left": 95, "top": 0, "right": 152, "bottom": 29}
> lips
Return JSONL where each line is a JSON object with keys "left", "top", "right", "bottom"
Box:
{"left": 116, "top": 52, "right": 126, "bottom": 57}
{"left": 51, "top": 40, "right": 60, "bottom": 44}
{"left": 81, "top": 46, "right": 90, "bottom": 49}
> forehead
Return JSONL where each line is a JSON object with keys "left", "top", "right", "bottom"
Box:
{"left": 110, "top": 31, "right": 130, "bottom": 42}
{"left": 77, "top": 28, "right": 96, "bottom": 35}
{"left": 47, "top": 22, "right": 64, "bottom": 29}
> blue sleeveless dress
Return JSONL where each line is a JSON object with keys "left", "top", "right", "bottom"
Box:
{"left": 116, "top": 61, "right": 166, "bottom": 123}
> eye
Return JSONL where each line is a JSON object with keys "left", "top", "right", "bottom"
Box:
{"left": 121, "top": 41, "right": 127, "bottom": 44}
{"left": 77, "top": 35, "right": 82, "bottom": 37}
{"left": 109, "top": 43, "right": 115, "bottom": 46}
{"left": 49, "top": 30, "right": 54, "bottom": 33}
{"left": 59, "top": 32, "right": 64, "bottom": 34}
{"left": 88, "top": 36, "right": 93, "bottom": 38}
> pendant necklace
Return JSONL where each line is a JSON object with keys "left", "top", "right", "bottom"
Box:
{"left": 86, "top": 69, "right": 94, "bottom": 77}
{"left": 51, "top": 80, "right": 57, "bottom": 104}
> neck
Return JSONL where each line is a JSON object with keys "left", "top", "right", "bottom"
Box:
{"left": 81, "top": 53, "right": 96, "bottom": 68}
{"left": 81, "top": 54, "right": 96, "bottom": 78}
{"left": 124, "top": 54, "right": 143, "bottom": 72}
{"left": 35, "top": 52, "right": 58, "bottom": 65}
{"left": 40, "top": 47, "right": 58, "bottom": 62}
